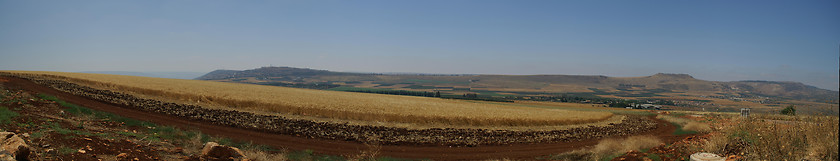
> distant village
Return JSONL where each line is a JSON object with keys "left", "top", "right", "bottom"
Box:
{"left": 624, "top": 103, "right": 664, "bottom": 110}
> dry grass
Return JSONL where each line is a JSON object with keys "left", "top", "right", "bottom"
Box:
{"left": 180, "top": 131, "right": 287, "bottom": 161}
{"left": 345, "top": 142, "right": 382, "bottom": 161}
{"left": 656, "top": 114, "right": 712, "bottom": 133}
{"left": 682, "top": 121, "right": 712, "bottom": 132}
{"left": 590, "top": 135, "right": 662, "bottom": 160}
{"left": 182, "top": 133, "right": 205, "bottom": 156}
{"left": 701, "top": 115, "right": 839, "bottom": 160}
{"left": 551, "top": 113, "right": 838, "bottom": 161}
{"left": 3, "top": 71, "right": 613, "bottom": 126}
{"left": 552, "top": 135, "right": 661, "bottom": 161}
{"left": 481, "top": 159, "right": 514, "bottom": 161}
{"left": 700, "top": 132, "right": 729, "bottom": 155}
{"left": 242, "top": 150, "right": 288, "bottom": 161}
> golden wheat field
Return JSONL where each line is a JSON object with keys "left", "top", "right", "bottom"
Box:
{"left": 4, "top": 71, "right": 614, "bottom": 126}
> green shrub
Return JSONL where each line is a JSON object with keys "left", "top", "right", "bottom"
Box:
{"left": 780, "top": 105, "right": 796, "bottom": 116}
{"left": 58, "top": 147, "right": 77, "bottom": 155}
{"left": 0, "top": 107, "right": 19, "bottom": 124}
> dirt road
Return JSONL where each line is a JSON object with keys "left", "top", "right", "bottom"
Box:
{"left": 1, "top": 76, "right": 677, "bottom": 160}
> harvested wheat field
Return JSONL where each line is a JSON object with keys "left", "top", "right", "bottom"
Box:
{"left": 3, "top": 71, "right": 612, "bottom": 127}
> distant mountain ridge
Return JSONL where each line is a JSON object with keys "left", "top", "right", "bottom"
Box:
{"left": 195, "top": 67, "right": 361, "bottom": 80}
{"left": 83, "top": 71, "right": 206, "bottom": 80}
{"left": 196, "top": 66, "right": 839, "bottom": 102}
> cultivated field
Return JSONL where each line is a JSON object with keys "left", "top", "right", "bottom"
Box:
{"left": 2, "top": 71, "right": 613, "bottom": 127}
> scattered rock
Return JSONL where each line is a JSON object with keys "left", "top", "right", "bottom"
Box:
{"left": 0, "top": 132, "right": 31, "bottom": 161}
{"left": 171, "top": 147, "right": 184, "bottom": 154}
{"left": 116, "top": 153, "right": 129, "bottom": 158}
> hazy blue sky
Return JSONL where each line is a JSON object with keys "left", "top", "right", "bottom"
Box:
{"left": 1, "top": 0, "right": 838, "bottom": 90}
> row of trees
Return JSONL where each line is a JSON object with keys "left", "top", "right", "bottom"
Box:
{"left": 446, "top": 93, "right": 512, "bottom": 102}
{"left": 255, "top": 82, "right": 341, "bottom": 90}
{"left": 339, "top": 89, "right": 442, "bottom": 97}
{"left": 505, "top": 95, "right": 675, "bottom": 107}
{"left": 339, "top": 89, "right": 513, "bottom": 102}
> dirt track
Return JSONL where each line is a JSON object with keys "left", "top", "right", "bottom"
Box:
{"left": 1, "top": 76, "right": 678, "bottom": 160}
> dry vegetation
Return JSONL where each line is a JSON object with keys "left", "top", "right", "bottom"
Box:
{"left": 656, "top": 114, "right": 712, "bottom": 133}
{"left": 589, "top": 135, "right": 662, "bottom": 160}
{"left": 553, "top": 112, "right": 838, "bottom": 161}
{"left": 177, "top": 131, "right": 288, "bottom": 161}
{"left": 551, "top": 135, "right": 662, "bottom": 160}
{"left": 698, "top": 114, "right": 838, "bottom": 160}
{"left": 3, "top": 71, "right": 613, "bottom": 126}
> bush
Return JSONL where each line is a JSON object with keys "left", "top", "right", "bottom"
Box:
{"left": 0, "top": 106, "right": 19, "bottom": 124}
{"left": 780, "top": 105, "right": 796, "bottom": 116}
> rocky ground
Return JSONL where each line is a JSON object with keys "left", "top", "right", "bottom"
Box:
{"left": 610, "top": 134, "right": 727, "bottom": 161}
{"left": 609, "top": 113, "right": 748, "bottom": 161}
{"left": 1, "top": 73, "right": 659, "bottom": 147}
{"left": 0, "top": 79, "right": 261, "bottom": 161}
{"left": 0, "top": 85, "right": 175, "bottom": 160}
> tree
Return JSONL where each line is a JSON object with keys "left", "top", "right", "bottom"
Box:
{"left": 609, "top": 102, "right": 630, "bottom": 108}
{"left": 434, "top": 91, "right": 441, "bottom": 97}
{"left": 780, "top": 105, "right": 796, "bottom": 116}
{"left": 462, "top": 93, "right": 478, "bottom": 98}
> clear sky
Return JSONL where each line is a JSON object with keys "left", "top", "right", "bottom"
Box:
{"left": 1, "top": 0, "right": 838, "bottom": 90}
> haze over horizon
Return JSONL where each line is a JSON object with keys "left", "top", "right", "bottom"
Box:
{"left": 1, "top": 0, "right": 838, "bottom": 90}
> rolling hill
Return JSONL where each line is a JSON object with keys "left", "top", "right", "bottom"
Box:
{"left": 196, "top": 66, "right": 839, "bottom": 115}
{"left": 198, "top": 67, "right": 836, "bottom": 100}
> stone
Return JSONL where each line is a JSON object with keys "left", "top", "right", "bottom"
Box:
{"left": 0, "top": 154, "right": 14, "bottom": 161}
{"left": 690, "top": 152, "right": 725, "bottom": 161}
{"left": 0, "top": 132, "right": 30, "bottom": 161}
{"left": 171, "top": 147, "right": 184, "bottom": 153}
{"left": 201, "top": 142, "right": 245, "bottom": 159}
{"left": 200, "top": 142, "right": 219, "bottom": 155}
